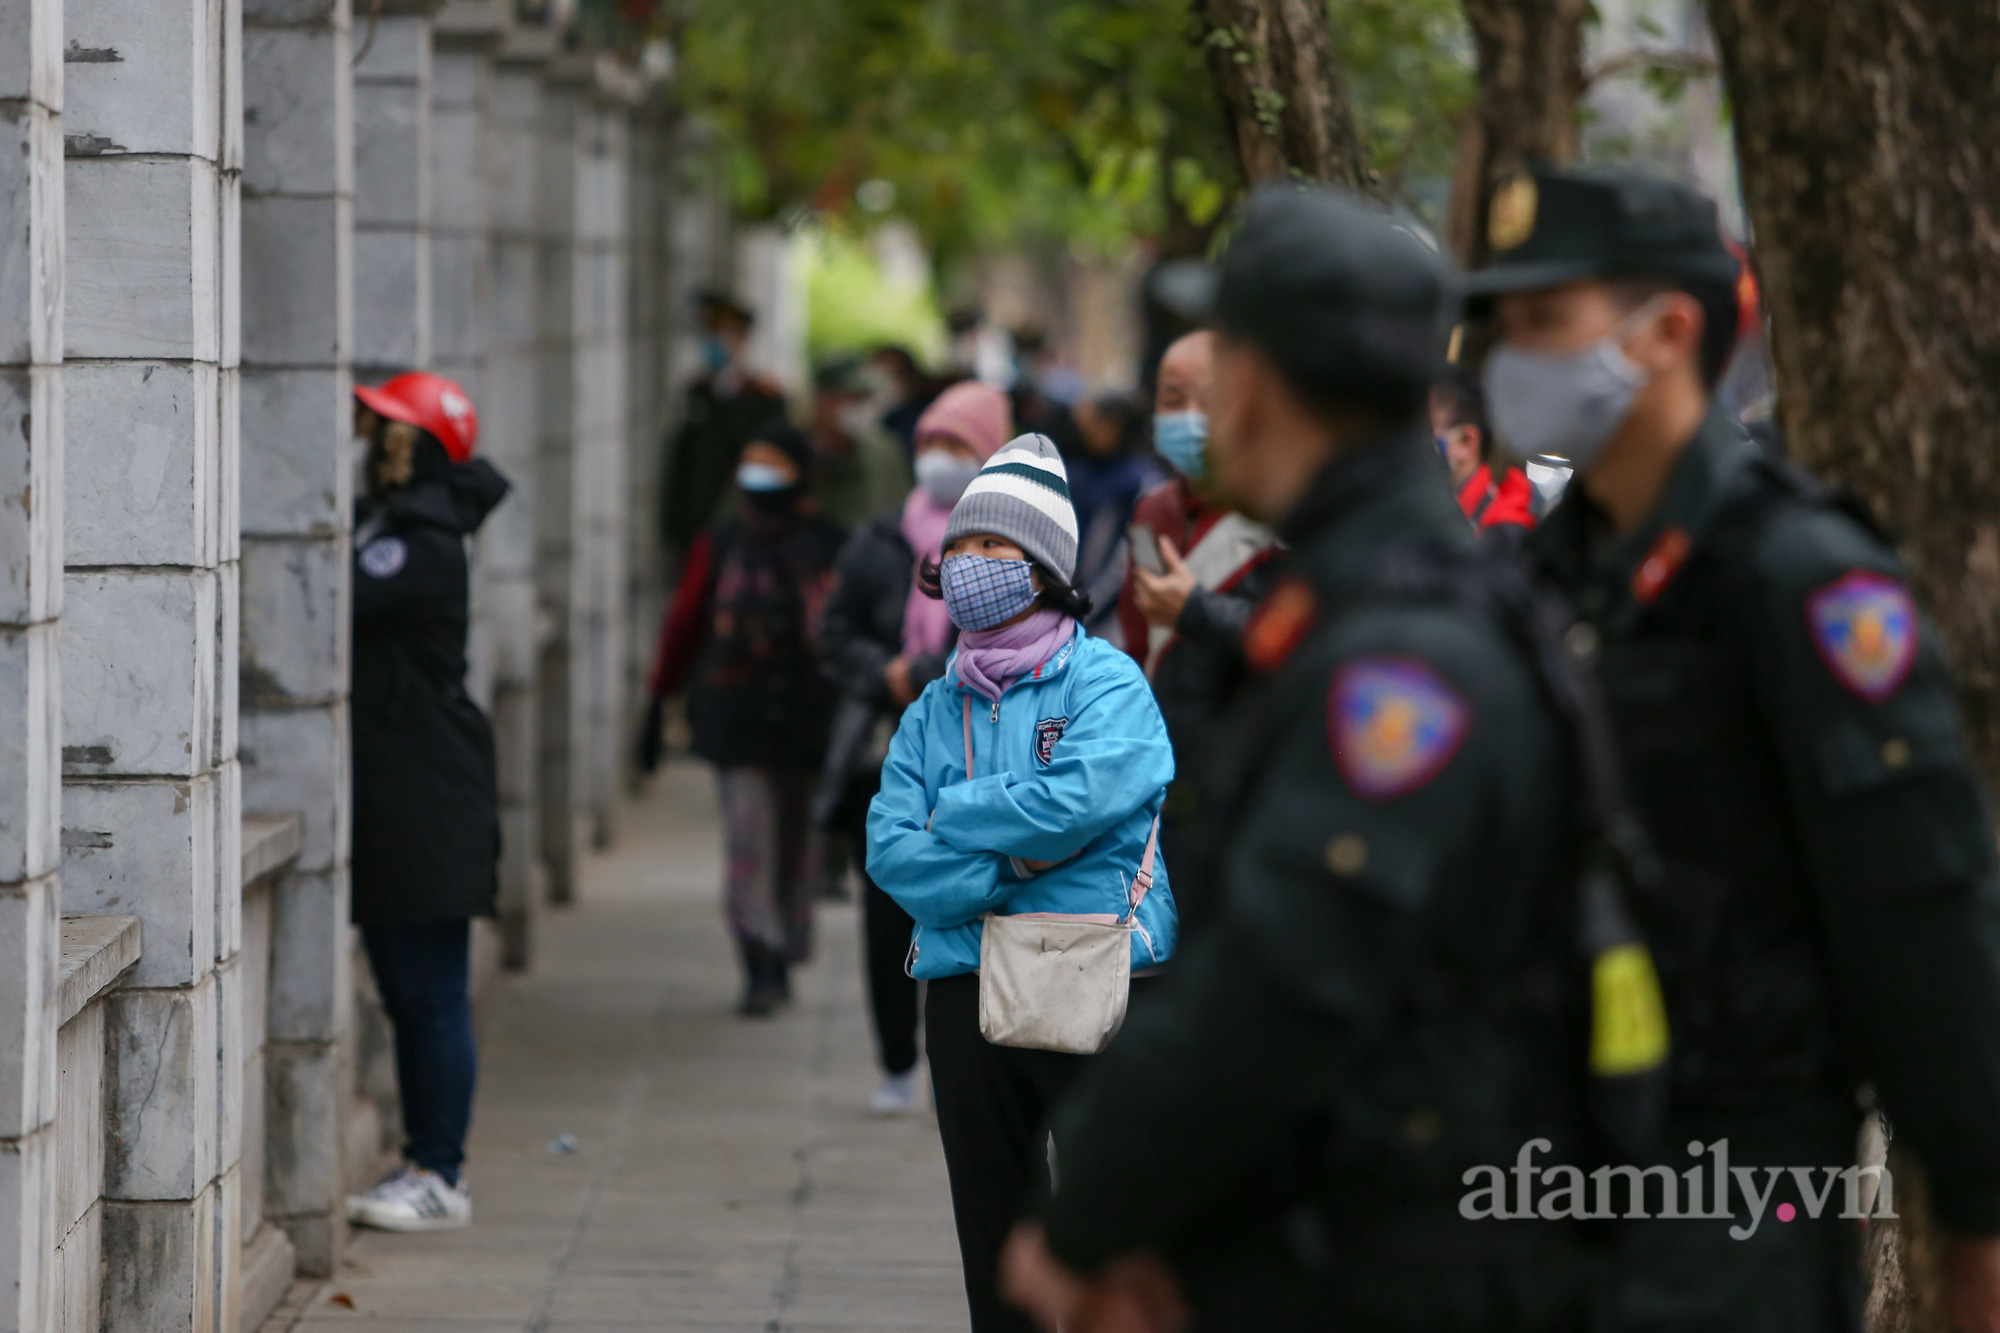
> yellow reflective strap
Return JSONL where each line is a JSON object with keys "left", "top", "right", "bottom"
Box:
{"left": 1590, "top": 943, "right": 1670, "bottom": 1076}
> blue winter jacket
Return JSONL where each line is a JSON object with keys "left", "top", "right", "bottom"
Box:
{"left": 866, "top": 624, "right": 1179, "bottom": 980}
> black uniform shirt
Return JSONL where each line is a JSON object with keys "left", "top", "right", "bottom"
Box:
{"left": 1041, "top": 431, "right": 1587, "bottom": 1325}
{"left": 1533, "top": 406, "right": 2000, "bottom": 1232}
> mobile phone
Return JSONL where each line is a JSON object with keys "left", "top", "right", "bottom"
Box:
{"left": 1127, "top": 524, "right": 1165, "bottom": 575}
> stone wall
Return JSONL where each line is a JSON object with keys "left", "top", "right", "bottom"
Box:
{"left": 0, "top": 0, "right": 688, "bottom": 1323}
{"left": 0, "top": 0, "right": 66, "bottom": 1323}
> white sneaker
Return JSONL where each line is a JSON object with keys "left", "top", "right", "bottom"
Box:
{"left": 346, "top": 1165, "right": 471, "bottom": 1232}
{"left": 870, "top": 1070, "right": 920, "bottom": 1114}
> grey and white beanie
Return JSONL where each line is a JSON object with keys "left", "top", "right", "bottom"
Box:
{"left": 942, "top": 432, "right": 1079, "bottom": 583}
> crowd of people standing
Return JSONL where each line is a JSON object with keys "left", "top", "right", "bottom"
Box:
{"left": 609, "top": 162, "right": 2000, "bottom": 1333}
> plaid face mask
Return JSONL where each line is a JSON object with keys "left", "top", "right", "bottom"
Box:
{"left": 941, "top": 554, "right": 1038, "bottom": 632}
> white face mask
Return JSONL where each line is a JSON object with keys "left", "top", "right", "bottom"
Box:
{"left": 836, "top": 401, "right": 877, "bottom": 441}
{"left": 1482, "top": 299, "right": 1665, "bottom": 473}
{"left": 914, "top": 449, "right": 981, "bottom": 507}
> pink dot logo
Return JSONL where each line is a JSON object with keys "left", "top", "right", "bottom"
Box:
{"left": 1776, "top": 1203, "right": 1797, "bottom": 1223}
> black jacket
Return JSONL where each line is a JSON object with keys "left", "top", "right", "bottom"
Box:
{"left": 350, "top": 458, "right": 510, "bottom": 927}
{"left": 1534, "top": 408, "right": 2000, "bottom": 1237}
{"left": 660, "top": 373, "right": 787, "bottom": 556}
{"left": 813, "top": 513, "right": 954, "bottom": 829}
{"left": 819, "top": 514, "right": 953, "bottom": 706}
{"left": 654, "top": 508, "right": 848, "bottom": 769}
{"left": 1042, "top": 431, "right": 1587, "bottom": 1326}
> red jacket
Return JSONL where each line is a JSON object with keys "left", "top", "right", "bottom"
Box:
{"left": 1457, "top": 464, "right": 1535, "bottom": 531}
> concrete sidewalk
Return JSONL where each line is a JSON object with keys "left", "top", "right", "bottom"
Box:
{"left": 262, "top": 759, "right": 969, "bottom": 1332}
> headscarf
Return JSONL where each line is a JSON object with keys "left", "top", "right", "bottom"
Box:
{"left": 900, "top": 383, "right": 1013, "bottom": 659}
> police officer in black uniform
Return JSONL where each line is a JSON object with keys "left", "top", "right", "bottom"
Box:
{"left": 1470, "top": 165, "right": 2000, "bottom": 1332}
{"left": 1001, "top": 184, "right": 1596, "bottom": 1331}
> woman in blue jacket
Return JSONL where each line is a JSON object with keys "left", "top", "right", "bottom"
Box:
{"left": 867, "top": 433, "right": 1177, "bottom": 1333}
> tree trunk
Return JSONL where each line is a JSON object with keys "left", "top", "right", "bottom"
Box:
{"left": 1451, "top": 0, "right": 1588, "bottom": 264}
{"left": 1193, "top": 0, "right": 1373, "bottom": 192}
{"left": 1863, "top": 1143, "right": 1946, "bottom": 1333}
{"left": 1707, "top": 0, "right": 2000, "bottom": 786}
{"left": 1707, "top": 5, "right": 2000, "bottom": 1325}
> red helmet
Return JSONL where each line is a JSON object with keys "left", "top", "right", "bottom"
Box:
{"left": 354, "top": 372, "right": 479, "bottom": 462}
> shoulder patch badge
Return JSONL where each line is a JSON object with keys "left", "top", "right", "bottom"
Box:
{"left": 1330, "top": 658, "right": 1471, "bottom": 801}
{"left": 1034, "top": 716, "right": 1069, "bottom": 766}
{"left": 1244, "top": 577, "right": 1317, "bottom": 673}
{"left": 1488, "top": 172, "right": 1538, "bottom": 252}
{"left": 1806, "top": 570, "right": 1916, "bottom": 701}
{"left": 358, "top": 535, "right": 408, "bottom": 580}
{"left": 1631, "top": 526, "right": 1690, "bottom": 605}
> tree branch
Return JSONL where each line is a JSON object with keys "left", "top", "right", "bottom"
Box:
{"left": 1584, "top": 47, "right": 1722, "bottom": 89}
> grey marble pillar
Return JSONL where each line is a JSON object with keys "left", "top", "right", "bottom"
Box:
{"left": 0, "top": 0, "right": 63, "bottom": 1324}
{"left": 60, "top": 0, "right": 245, "bottom": 1324}
{"left": 239, "top": 0, "right": 354, "bottom": 1280}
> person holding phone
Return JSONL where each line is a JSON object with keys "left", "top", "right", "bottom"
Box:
{"left": 1118, "top": 331, "right": 1278, "bottom": 910}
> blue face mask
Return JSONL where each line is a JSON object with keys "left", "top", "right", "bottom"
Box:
{"left": 702, "top": 335, "right": 732, "bottom": 374}
{"left": 737, "top": 460, "right": 792, "bottom": 493}
{"left": 1153, "top": 410, "right": 1209, "bottom": 480}
{"left": 940, "top": 554, "right": 1039, "bottom": 632}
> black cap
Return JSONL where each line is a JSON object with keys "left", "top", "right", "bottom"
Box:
{"left": 812, "top": 357, "right": 869, "bottom": 396}
{"left": 696, "top": 288, "right": 756, "bottom": 325}
{"left": 1161, "top": 182, "right": 1454, "bottom": 414}
{"left": 1465, "top": 166, "right": 1739, "bottom": 300}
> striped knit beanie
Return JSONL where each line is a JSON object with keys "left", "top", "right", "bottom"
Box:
{"left": 942, "top": 432, "right": 1079, "bottom": 583}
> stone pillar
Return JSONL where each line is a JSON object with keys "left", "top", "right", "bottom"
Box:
{"left": 240, "top": 0, "right": 353, "bottom": 1280}
{"left": 60, "top": 0, "right": 244, "bottom": 1324}
{"left": 346, "top": 0, "right": 434, "bottom": 1191}
{"left": 487, "top": 25, "right": 551, "bottom": 959}
{"left": 533, "top": 60, "right": 580, "bottom": 904}
{"left": 0, "top": 0, "right": 63, "bottom": 1325}
{"left": 623, "top": 108, "right": 671, "bottom": 774}
{"left": 571, "top": 73, "right": 634, "bottom": 855}
{"left": 435, "top": 3, "right": 535, "bottom": 987}
{"left": 352, "top": 8, "right": 431, "bottom": 383}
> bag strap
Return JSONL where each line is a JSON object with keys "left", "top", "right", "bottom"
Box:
{"left": 965, "top": 692, "right": 1163, "bottom": 925}
{"left": 1123, "top": 816, "right": 1160, "bottom": 924}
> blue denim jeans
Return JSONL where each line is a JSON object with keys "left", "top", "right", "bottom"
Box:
{"left": 362, "top": 919, "right": 477, "bottom": 1185}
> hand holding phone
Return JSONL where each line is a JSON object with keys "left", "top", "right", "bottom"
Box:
{"left": 1128, "top": 524, "right": 1165, "bottom": 576}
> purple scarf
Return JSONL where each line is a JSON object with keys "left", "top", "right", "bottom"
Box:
{"left": 899, "top": 488, "right": 955, "bottom": 659}
{"left": 955, "top": 609, "right": 1074, "bottom": 704}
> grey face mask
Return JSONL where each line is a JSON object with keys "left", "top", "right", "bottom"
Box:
{"left": 1482, "top": 302, "right": 1660, "bottom": 473}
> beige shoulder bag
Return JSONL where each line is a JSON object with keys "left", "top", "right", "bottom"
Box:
{"left": 959, "top": 697, "right": 1161, "bottom": 1055}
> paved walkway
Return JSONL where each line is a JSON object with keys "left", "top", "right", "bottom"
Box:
{"left": 263, "top": 759, "right": 969, "bottom": 1332}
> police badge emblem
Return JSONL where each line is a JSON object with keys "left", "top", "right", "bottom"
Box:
{"left": 1487, "top": 173, "right": 1539, "bottom": 253}
{"left": 1034, "top": 716, "right": 1069, "bottom": 766}
{"left": 1806, "top": 570, "right": 1917, "bottom": 701}
{"left": 358, "top": 535, "right": 408, "bottom": 579}
{"left": 1330, "top": 658, "right": 1470, "bottom": 800}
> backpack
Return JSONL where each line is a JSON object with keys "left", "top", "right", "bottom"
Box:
{"left": 1369, "top": 541, "right": 1672, "bottom": 1163}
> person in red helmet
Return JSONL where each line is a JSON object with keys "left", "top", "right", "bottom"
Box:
{"left": 344, "top": 371, "right": 510, "bottom": 1233}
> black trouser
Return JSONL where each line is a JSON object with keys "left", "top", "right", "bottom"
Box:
{"left": 925, "top": 973, "right": 1088, "bottom": 1333}
{"left": 361, "top": 919, "right": 477, "bottom": 1185}
{"left": 861, "top": 870, "right": 920, "bottom": 1075}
